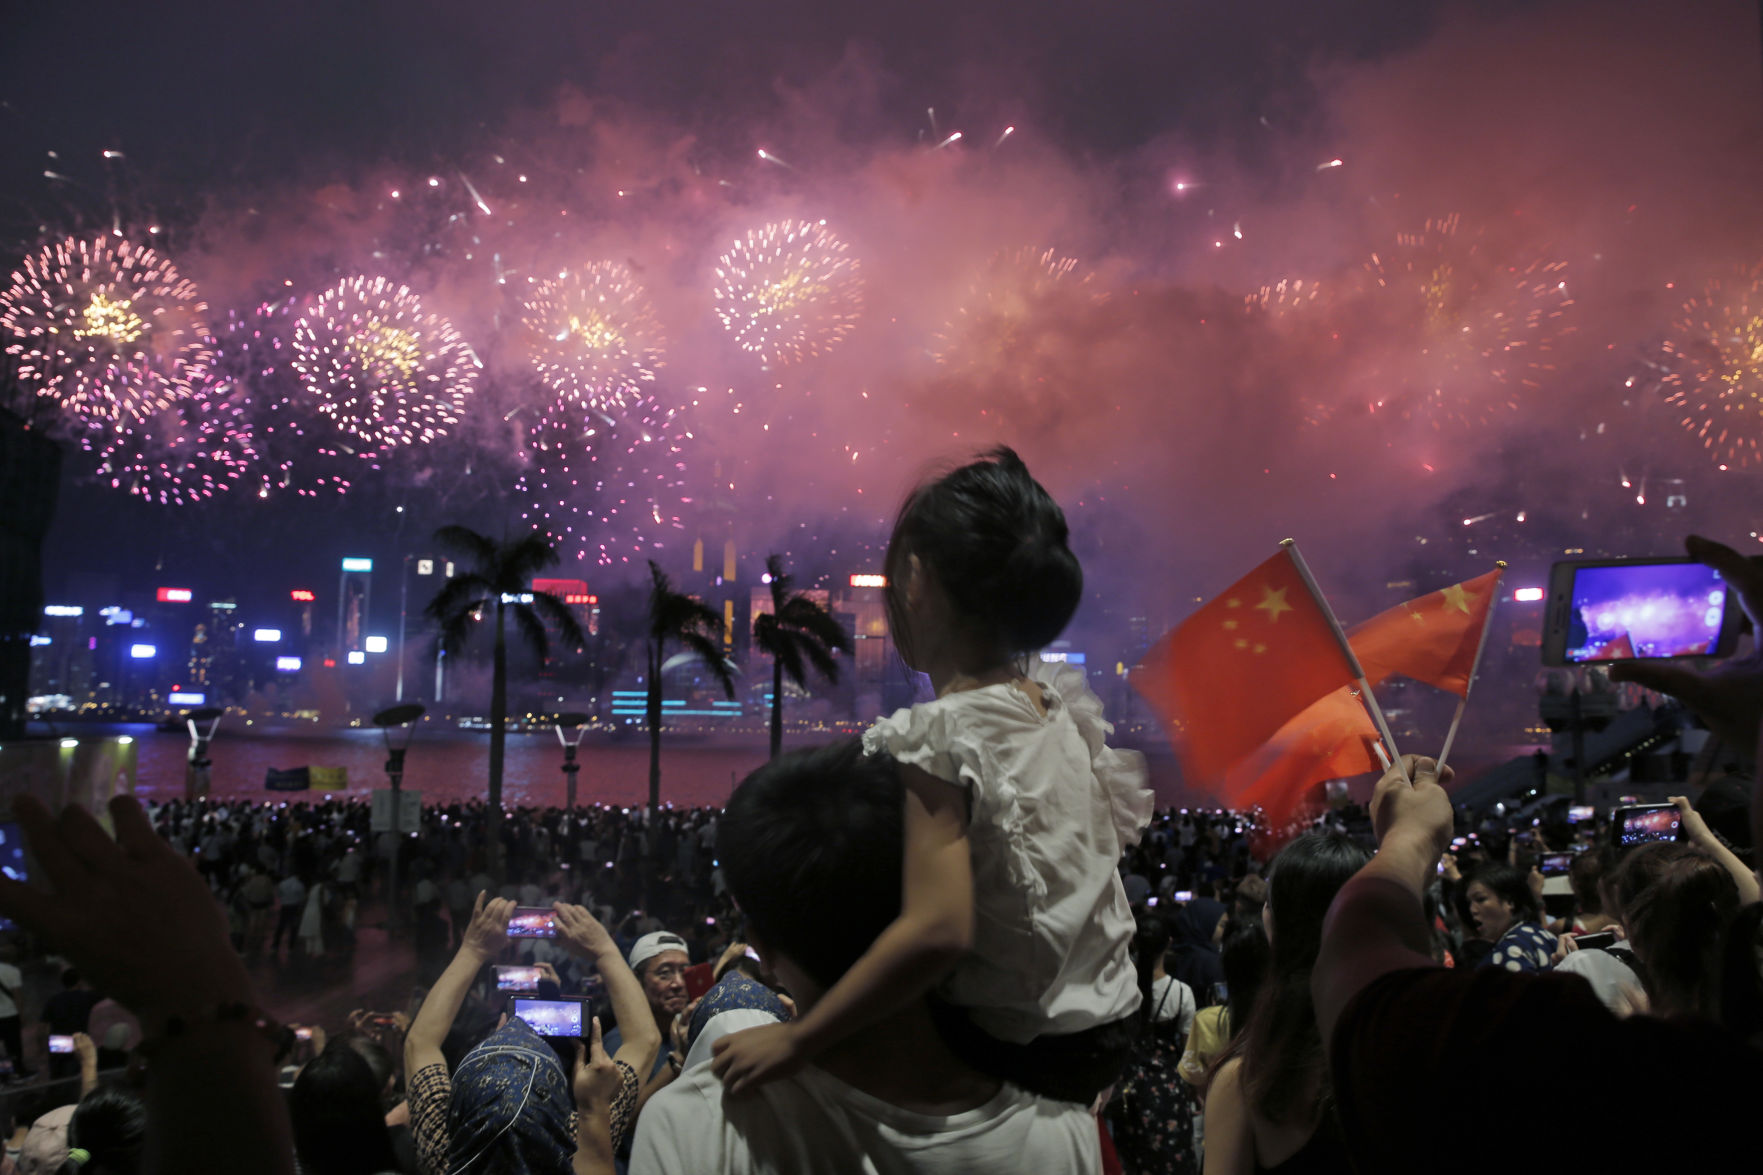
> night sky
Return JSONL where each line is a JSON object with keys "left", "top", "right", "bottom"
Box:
{"left": 4, "top": 0, "right": 1762, "bottom": 726}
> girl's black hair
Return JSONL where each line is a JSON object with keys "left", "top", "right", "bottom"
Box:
{"left": 60, "top": 1084, "right": 147, "bottom": 1175}
{"left": 1612, "top": 842, "right": 1741, "bottom": 1021}
{"left": 289, "top": 1042, "right": 401, "bottom": 1175}
{"left": 1466, "top": 861, "right": 1542, "bottom": 925}
{"left": 1131, "top": 912, "right": 1172, "bottom": 1030}
{"left": 1218, "top": 923, "right": 1270, "bottom": 1037}
{"left": 884, "top": 447, "right": 1083, "bottom": 662}
{"left": 1237, "top": 830, "right": 1371, "bottom": 1127}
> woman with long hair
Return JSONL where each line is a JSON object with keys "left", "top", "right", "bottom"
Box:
{"left": 1202, "top": 830, "right": 1369, "bottom": 1174}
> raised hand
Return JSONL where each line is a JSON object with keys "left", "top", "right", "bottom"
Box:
{"left": 1608, "top": 535, "right": 1763, "bottom": 753}
{"left": 0, "top": 795, "right": 254, "bottom": 1028}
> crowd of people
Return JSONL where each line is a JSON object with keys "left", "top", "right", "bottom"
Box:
{"left": 0, "top": 453, "right": 1760, "bottom": 1175}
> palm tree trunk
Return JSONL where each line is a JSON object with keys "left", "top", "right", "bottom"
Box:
{"left": 646, "top": 641, "right": 662, "bottom": 815}
{"left": 770, "top": 656, "right": 784, "bottom": 760}
{"left": 488, "top": 601, "right": 508, "bottom": 882}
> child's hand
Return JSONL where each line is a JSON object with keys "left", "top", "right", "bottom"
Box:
{"left": 710, "top": 1021, "right": 806, "bottom": 1094}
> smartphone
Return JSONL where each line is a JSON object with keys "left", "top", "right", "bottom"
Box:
{"left": 1146, "top": 896, "right": 1160, "bottom": 907}
{"left": 1612, "top": 803, "right": 1681, "bottom": 848}
{"left": 1540, "top": 851, "right": 1576, "bottom": 877}
{"left": 507, "top": 907, "right": 558, "bottom": 938}
{"left": 494, "top": 965, "right": 545, "bottom": 992}
{"left": 1543, "top": 558, "right": 1741, "bottom": 666}
{"left": 1173, "top": 890, "right": 1194, "bottom": 902}
{"left": 1211, "top": 982, "right": 1229, "bottom": 1004}
{"left": 1574, "top": 930, "right": 1618, "bottom": 951}
{"left": 48, "top": 1035, "right": 74, "bottom": 1054}
{"left": 1567, "top": 805, "right": 1595, "bottom": 824}
{"left": 511, "top": 997, "right": 585, "bottom": 1038}
{"left": 294, "top": 1026, "right": 314, "bottom": 1041}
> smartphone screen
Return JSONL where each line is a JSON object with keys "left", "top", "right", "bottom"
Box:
{"left": 507, "top": 907, "right": 558, "bottom": 938}
{"left": 1573, "top": 931, "right": 1618, "bottom": 951}
{"left": 1545, "top": 559, "right": 1737, "bottom": 665}
{"left": 1540, "top": 851, "right": 1576, "bottom": 877}
{"left": 1612, "top": 803, "right": 1681, "bottom": 848}
{"left": 1211, "top": 982, "right": 1229, "bottom": 1004}
{"left": 1567, "top": 805, "right": 1595, "bottom": 824}
{"left": 48, "top": 1034, "right": 74, "bottom": 1054}
{"left": 294, "top": 1026, "right": 314, "bottom": 1041}
{"left": 495, "top": 965, "right": 545, "bottom": 992}
{"left": 1173, "top": 890, "right": 1194, "bottom": 902}
{"left": 512, "top": 997, "right": 584, "bottom": 1038}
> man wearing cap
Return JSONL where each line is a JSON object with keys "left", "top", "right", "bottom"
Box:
{"left": 603, "top": 931, "right": 690, "bottom": 1085}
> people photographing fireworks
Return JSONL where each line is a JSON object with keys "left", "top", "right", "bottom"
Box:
{"left": 711, "top": 448, "right": 1154, "bottom": 1103}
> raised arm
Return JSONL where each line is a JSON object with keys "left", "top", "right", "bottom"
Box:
{"left": 0, "top": 796, "right": 293, "bottom": 1175}
{"left": 711, "top": 764, "right": 973, "bottom": 1093}
{"left": 405, "top": 893, "right": 512, "bottom": 1076}
{"left": 553, "top": 902, "right": 660, "bottom": 1080}
{"left": 1671, "top": 794, "right": 1760, "bottom": 906}
{"left": 1312, "top": 757, "right": 1453, "bottom": 1049}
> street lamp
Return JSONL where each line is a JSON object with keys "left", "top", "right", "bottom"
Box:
{"left": 185, "top": 706, "right": 224, "bottom": 800}
{"left": 372, "top": 702, "right": 425, "bottom": 932}
{"left": 555, "top": 711, "right": 591, "bottom": 810}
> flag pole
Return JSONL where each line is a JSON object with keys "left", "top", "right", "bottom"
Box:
{"left": 1280, "top": 539, "right": 1410, "bottom": 784}
{"left": 1436, "top": 563, "right": 1506, "bottom": 775}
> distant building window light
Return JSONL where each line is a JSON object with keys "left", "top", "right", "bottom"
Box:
{"left": 42, "top": 605, "right": 82, "bottom": 617}
{"left": 168, "top": 691, "right": 206, "bottom": 706}
{"left": 1513, "top": 587, "right": 1545, "bottom": 603}
{"left": 129, "top": 644, "right": 157, "bottom": 659}
{"left": 364, "top": 636, "right": 388, "bottom": 653}
{"left": 253, "top": 628, "right": 282, "bottom": 643}
{"left": 347, "top": 651, "right": 366, "bottom": 665}
{"left": 275, "top": 656, "right": 302, "bottom": 672}
{"left": 341, "top": 558, "right": 374, "bottom": 573}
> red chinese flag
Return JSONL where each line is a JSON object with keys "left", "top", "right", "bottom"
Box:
{"left": 1587, "top": 632, "right": 1635, "bottom": 662}
{"left": 1229, "top": 686, "right": 1382, "bottom": 831}
{"left": 1350, "top": 568, "right": 1504, "bottom": 698}
{"left": 1135, "top": 549, "right": 1360, "bottom": 785}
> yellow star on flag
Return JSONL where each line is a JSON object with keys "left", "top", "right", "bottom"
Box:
{"left": 1255, "top": 586, "right": 1293, "bottom": 623}
{"left": 1440, "top": 583, "right": 1473, "bottom": 615}
{"left": 1223, "top": 619, "right": 1239, "bottom": 630}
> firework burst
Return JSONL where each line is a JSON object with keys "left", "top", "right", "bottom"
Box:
{"left": 516, "top": 395, "right": 692, "bottom": 566}
{"left": 924, "top": 247, "right": 1106, "bottom": 431}
{"left": 91, "top": 392, "right": 257, "bottom": 506}
{"left": 931, "top": 247, "right": 1096, "bottom": 369}
{"left": 0, "top": 235, "right": 213, "bottom": 427}
{"left": 1357, "top": 215, "right": 1574, "bottom": 427}
{"left": 1656, "top": 261, "right": 1763, "bottom": 469}
{"left": 292, "top": 276, "right": 479, "bottom": 447}
{"left": 521, "top": 262, "right": 666, "bottom": 410}
{"left": 713, "top": 219, "right": 863, "bottom": 365}
{"left": 205, "top": 302, "right": 362, "bottom": 498}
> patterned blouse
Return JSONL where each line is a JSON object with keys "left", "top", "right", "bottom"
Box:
{"left": 406, "top": 1056, "right": 641, "bottom": 1175}
{"left": 1484, "top": 921, "right": 1557, "bottom": 974}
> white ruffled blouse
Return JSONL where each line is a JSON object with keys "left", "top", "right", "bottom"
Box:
{"left": 862, "top": 656, "right": 1155, "bottom": 1044}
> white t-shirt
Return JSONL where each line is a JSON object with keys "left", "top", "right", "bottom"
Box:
{"left": 1147, "top": 975, "right": 1196, "bottom": 1041}
{"left": 631, "top": 1063, "right": 1099, "bottom": 1175}
{"left": 862, "top": 657, "right": 1153, "bottom": 1044}
{"left": 0, "top": 963, "right": 20, "bottom": 1018}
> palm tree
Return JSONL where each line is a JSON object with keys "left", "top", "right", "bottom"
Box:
{"left": 425, "top": 526, "right": 585, "bottom": 878}
{"left": 643, "top": 561, "right": 734, "bottom": 814}
{"left": 753, "top": 554, "right": 853, "bottom": 759}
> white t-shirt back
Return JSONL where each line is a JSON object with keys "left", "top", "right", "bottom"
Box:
{"left": 1147, "top": 975, "right": 1196, "bottom": 1041}
{"left": 631, "top": 1063, "right": 1099, "bottom": 1175}
{"left": 862, "top": 657, "right": 1153, "bottom": 1043}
